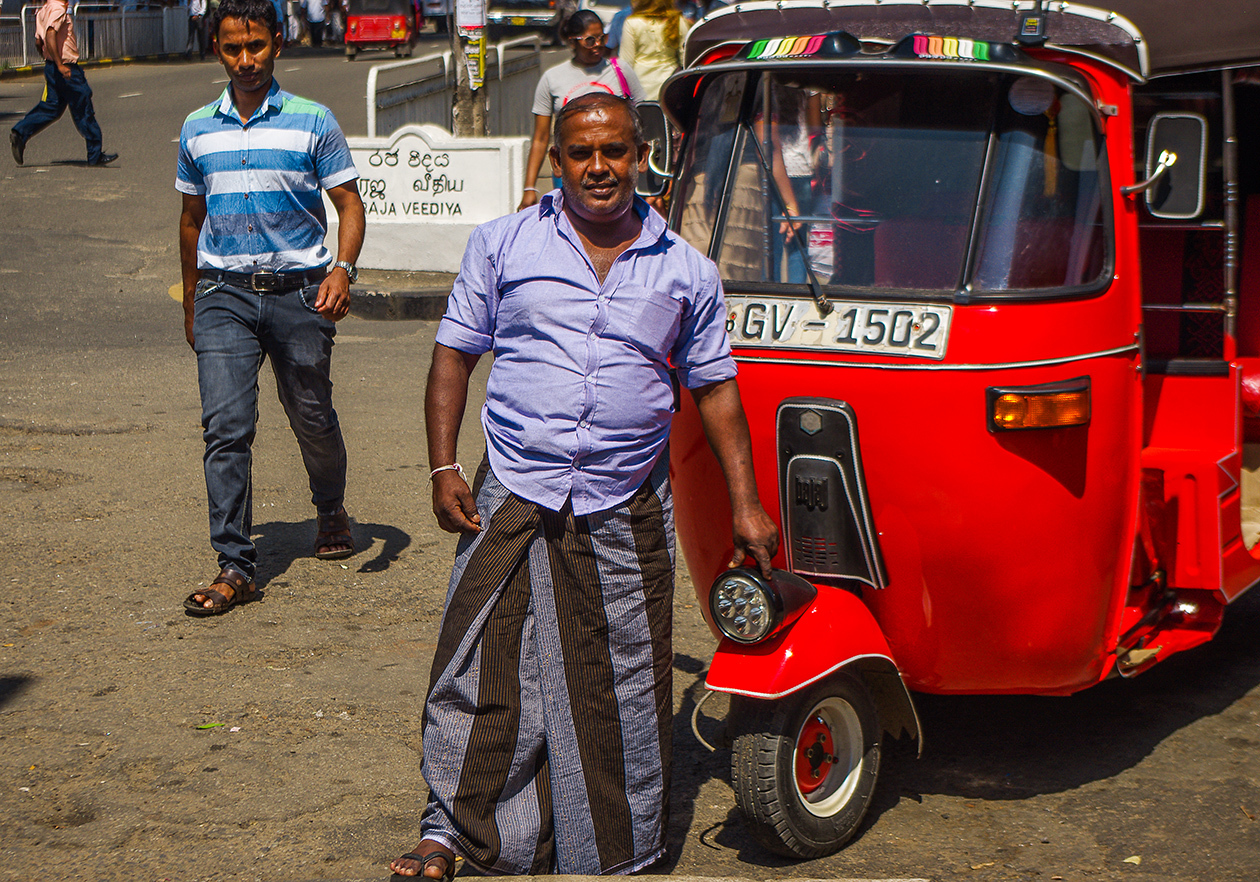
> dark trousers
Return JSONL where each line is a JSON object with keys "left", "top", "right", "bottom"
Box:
{"left": 12, "top": 62, "right": 104, "bottom": 163}
{"left": 192, "top": 280, "right": 348, "bottom": 580}
{"left": 187, "top": 14, "right": 207, "bottom": 58}
{"left": 307, "top": 19, "right": 324, "bottom": 46}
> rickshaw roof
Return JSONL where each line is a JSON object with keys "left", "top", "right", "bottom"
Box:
{"left": 682, "top": 0, "right": 1260, "bottom": 79}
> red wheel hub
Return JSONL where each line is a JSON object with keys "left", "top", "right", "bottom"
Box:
{"left": 795, "top": 713, "right": 835, "bottom": 794}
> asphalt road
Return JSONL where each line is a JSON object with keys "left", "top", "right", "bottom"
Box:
{"left": 1, "top": 47, "right": 1260, "bottom": 882}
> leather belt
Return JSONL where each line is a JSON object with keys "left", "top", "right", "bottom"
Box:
{"left": 203, "top": 267, "right": 327, "bottom": 293}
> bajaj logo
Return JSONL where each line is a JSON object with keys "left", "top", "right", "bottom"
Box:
{"left": 795, "top": 476, "right": 829, "bottom": 512}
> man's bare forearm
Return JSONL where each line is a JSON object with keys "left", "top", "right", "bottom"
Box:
{"left": 425, "top": 343, "right": 479, "bottom": 468}
{"left": 691, "top": 378, "right": 780, "bottom": 575}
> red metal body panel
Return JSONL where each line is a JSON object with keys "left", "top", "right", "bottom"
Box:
{"left": 705, "top": 586, "right": 893, "bottom": 699}
{"left": 676, "top": 347, "right": 1142, "bottom": 695}
{"left": 1142, "top": 366, "right": 1260, "bottom": 602}
{"left": 346, "top": 10, "right": 418, "bottom": 46}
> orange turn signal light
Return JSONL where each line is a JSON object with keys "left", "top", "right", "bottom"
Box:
{"left": 987, "top": 378, "right": 1090, "bottom": 431}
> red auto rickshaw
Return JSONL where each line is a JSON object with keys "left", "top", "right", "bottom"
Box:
{"left": 655, "top": 0, "right": 1260, "bottom": 858}
{"left": 345, "top": 0, "right": 424, "bottom": 59}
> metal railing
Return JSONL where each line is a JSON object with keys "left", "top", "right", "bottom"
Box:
{"left": 2, "top": 2, "right": 185, "bottom": 70}
{"left": 366, "top": 35, "right": 542, "bottom": 138}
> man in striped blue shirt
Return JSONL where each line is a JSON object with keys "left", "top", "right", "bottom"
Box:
{"left": 177, "top": 0, "right": 366, "bottom": 616}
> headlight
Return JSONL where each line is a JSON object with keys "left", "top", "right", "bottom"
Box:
{"left": 711, "top": 570, "right": 780, "bottom": 643}
{"left": 710, "top": 568, "right": 820, "bottom": 645}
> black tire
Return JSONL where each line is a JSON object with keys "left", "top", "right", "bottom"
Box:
{"left": 730, "top": 674, "right": 880, "bottom": 858}
{"left": 345, "top": 46, "right": 356, "bottom": 60}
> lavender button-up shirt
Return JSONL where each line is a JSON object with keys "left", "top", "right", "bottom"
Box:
{"left": 436, "top": 191, "right": 737, "bottom": 515}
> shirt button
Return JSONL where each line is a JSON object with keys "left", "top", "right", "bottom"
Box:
{"left": 241, "top": 157, "right": 246, "bottom": 165}
{"left": 248, "top": 224, "right": 253, "bottom": 232}
{"left": 243, "top": 193, "right": 249, "bottom": 199}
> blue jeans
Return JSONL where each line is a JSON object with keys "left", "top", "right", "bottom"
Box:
{"left": 12, "top": 62, "right": 104, "bottom": 163}
{"left": 193, "top": 279, "right": 347, "bottom": 580}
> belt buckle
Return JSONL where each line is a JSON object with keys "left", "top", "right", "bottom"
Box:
{"left": 251, "top": 271, "right": 281, "bottom": 292}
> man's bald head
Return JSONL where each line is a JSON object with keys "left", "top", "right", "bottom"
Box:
{"left": 553, "top": 93, "right": 645, "bottom": 151}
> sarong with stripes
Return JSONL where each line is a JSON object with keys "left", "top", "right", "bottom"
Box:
{"left": 419, "top": 454, "right": 675, "bottom": 875}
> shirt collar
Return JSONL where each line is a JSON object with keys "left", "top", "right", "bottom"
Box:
{"left": 216, "top": 79, "right": 284, "bottom": 126}
{"left": 542, "top": 188, "right": 667, "bottom": 251}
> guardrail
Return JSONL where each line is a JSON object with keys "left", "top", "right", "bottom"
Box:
{"left": 366, "top": 35, "right": 542, "bottom": 139}
{"left": 1, "top": 2, "right": 184, "bottom": 70}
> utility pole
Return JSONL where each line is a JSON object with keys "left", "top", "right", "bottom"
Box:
{"left": 452, "top": 0, "right": 488, "bottom": 137}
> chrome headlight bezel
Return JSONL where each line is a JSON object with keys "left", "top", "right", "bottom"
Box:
{"left": 709, "top": 569, "right": 784, "bottom": 644}
{"left": 708, "top": 567, "right": 820, "bottom": 645}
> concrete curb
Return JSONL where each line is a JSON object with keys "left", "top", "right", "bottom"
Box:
{"left": 0, "top": 52, "right": 186, "bottom": 79}
{"left": 349, "top": 288, "right": 450, "bottom": 321}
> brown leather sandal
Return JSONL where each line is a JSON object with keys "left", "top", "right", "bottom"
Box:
{"left": 315, "top": 507, "right": 355, "bottom": 560}
{"left": 184, "top": 568, "right": 257, "bottom": 616}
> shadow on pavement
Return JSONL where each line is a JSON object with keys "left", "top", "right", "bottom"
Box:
{"left": 251, "top": 518, "right": 412, "bottom": 586}
{"left": 0, "top": 675, "right": 34, "bottom": 712}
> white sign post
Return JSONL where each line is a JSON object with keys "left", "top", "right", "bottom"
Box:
{"left": 326, "top": 124, "right": 528, "bottom": 273}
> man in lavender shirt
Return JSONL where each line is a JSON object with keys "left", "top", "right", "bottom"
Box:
{"left": 392, "top": 93, "right": 778, "bottom": 879}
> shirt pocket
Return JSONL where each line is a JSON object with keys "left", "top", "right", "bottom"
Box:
{"left": 615, "top": 286, "right": 683, "bottom": 356}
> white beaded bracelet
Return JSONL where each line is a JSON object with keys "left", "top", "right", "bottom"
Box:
{"left": 523, "top": 187, "right": 540, "bottom": 193}
{"left": 430, "top": 463, "right": 465, "bottom": 480}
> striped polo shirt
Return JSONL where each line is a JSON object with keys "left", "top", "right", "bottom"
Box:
{"left": 175, "top": 80, "right": 358, "bottom": 273}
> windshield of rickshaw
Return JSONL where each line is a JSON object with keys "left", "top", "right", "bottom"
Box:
{"left": 674, "top": 67, "right": 1109, "bottom": 299}
{"left": 348, "top": 0, "right": 407, "bottom": 15}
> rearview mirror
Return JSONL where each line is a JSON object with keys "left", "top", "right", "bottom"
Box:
{"left": 636, "top": 102, "right": 672, "bottom": 198}
{"left": 1144, "top": 112, "right": 1207, "bottom": 220}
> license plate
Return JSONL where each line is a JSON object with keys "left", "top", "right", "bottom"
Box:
{"left": 511, "top": 16, "right": 526, "bottom": 24}
{"left": 724, "top": 296, "right": 952, "bottom": 360}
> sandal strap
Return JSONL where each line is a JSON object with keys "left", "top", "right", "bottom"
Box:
{"left": 398, "top": 851, "right": 452, "bottom": 875}
{"left": 199, "top": 587, "right": 230, "bottom": 608}
{"left": 317, "top": 507, "right": 350, "bottom": 533}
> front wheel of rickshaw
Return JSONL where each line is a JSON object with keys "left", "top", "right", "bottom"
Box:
{"left": 345, "top": 45, "right": 356, "bottom": 60}
{"left": 730, "top": 674, "right": 880, "bottom": 858}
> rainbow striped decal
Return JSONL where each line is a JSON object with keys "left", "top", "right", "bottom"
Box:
{"left": 746, "top": 35, "right": 828, "bottom": 60}
{"left": 910, "top": 34, "right": 992, "bottom": 61}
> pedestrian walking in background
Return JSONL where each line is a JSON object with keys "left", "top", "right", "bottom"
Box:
{"left": 287, "top": 0, "right": 306, "bottom": 43}
{"left": 390, "top": 92, "right": 778, "bottom": 879}
{"left": 604, "top": 2, "right": 632, "bottom": 55}
{"left": 304, "top": 0, "right": 327, "bottom": 45}
{"left": 177, "top": 0, "right": 366, "bottom": 616}
{"left": 619, "top": 0, "right": 689, "bottom": 101}
{"left": 518, "top": 9, "right": 645, "bottom": 210}
{"left": 9, "top": 0, "right": 116, "bottom": 167}
{"left": 328, "top": 0, "right": 346, "bottom": 43}
{"left": 187, "top": 0, "right": 209, "bottom": 59}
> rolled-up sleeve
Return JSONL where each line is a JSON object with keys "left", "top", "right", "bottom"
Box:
{"left": 672, "top": 260, "right": 737, "bottom": 389}
{"left": 435, "top": 225, "right": 499, "bottom": 355}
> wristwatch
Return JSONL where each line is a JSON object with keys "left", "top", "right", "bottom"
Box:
{"left": 331, "top": 260, "right": 358, "bottom": 283}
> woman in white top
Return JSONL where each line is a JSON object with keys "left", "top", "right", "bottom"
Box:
{"left": 518, "top": 10, "right": 647, "bottom": 211}
{"left": 618, "top": 0, "right": 689, "bottom": 102}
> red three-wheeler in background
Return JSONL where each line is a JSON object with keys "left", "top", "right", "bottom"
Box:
{"left": 656, "top": 0, "right": 1260, "bottom": 859}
